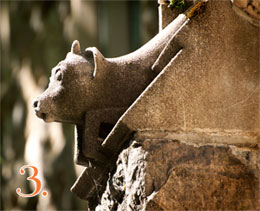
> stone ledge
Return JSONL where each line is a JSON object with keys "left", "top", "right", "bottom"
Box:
{"left": 137, "top": 129, "right": 259, "bottom": 146}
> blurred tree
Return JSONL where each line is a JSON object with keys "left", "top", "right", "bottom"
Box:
{"left": 0, "top": 0, "right": 158, "bottom": 210}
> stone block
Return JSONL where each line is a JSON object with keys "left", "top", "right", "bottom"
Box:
{"left": 103, "top": 0, "right": 259, "bottom": 155}
{"left": 97, "top": 132, "right": 260, "bottom": 210}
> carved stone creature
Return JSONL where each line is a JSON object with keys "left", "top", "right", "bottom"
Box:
{"left": 33, "top": 14, "right": 187, "bottom": 164}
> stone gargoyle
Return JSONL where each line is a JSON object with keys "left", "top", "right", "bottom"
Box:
{"left": 33, "top": 14, "right": 187, "bottom": 166}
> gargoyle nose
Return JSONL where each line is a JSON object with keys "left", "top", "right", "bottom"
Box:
{"left": 32, "top": 99, "right": 39, "bottom": 108}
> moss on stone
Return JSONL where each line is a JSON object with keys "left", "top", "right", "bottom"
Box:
{"left": 187, "top": 0, "right": 208, "bottom": 18}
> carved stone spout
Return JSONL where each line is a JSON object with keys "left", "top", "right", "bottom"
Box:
{"left": 33, "top": 14, "right": 187, "bottom": 164}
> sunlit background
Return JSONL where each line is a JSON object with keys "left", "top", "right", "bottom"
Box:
{"left": 0, "top": 1, "right": 158, "bottom": 210}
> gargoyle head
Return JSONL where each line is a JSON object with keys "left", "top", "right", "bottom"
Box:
{"left": 33, "top": 40, "right": 106, "bottom": 124}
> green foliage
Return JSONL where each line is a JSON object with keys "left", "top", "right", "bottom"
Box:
{"left": 168, "top": 0, "right": 187, "bottom": 9}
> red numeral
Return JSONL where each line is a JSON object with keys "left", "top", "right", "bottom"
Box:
{"left": 16, "top": 165, "right": 42, "bottom": 197}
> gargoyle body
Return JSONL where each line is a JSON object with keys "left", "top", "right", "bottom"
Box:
{"left": 33, "top": 14, "right": 187, "bottom": 165}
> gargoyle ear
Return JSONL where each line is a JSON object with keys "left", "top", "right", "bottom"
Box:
{"left": 71, "top": 40, "right": 81, "bottom": 55}
{"left": 84, "top": 47, "right": 105, "bottom": 78}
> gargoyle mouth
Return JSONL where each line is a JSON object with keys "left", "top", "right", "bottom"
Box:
{"left": 35, "top": 110, "right": 47, "bottom": 121}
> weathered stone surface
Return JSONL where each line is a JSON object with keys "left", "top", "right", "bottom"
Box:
{"left": 96, "top": 138, "right": 147, "bottom": 211}
{"left": 96, "top": 141, "right": 147, "bottom": 210}
{"left": 232, "top": 0, "right": 260, "bottom": 26}
{"left": 103, "top": 0, "right": 259, "bottom": 155}
{"left": 97, "top": 132, "right": 260, "bottom": 210}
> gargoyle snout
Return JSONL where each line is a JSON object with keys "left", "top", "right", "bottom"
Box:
{"left": 32, "top": 98, "right": 48, "bottom": 121}
{"left": 33, "top": 99, "right": 39, "bottom": 109}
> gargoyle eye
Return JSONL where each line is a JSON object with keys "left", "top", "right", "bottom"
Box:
{"left": 55, "top": 68, "right": 62, "bottom": 81}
